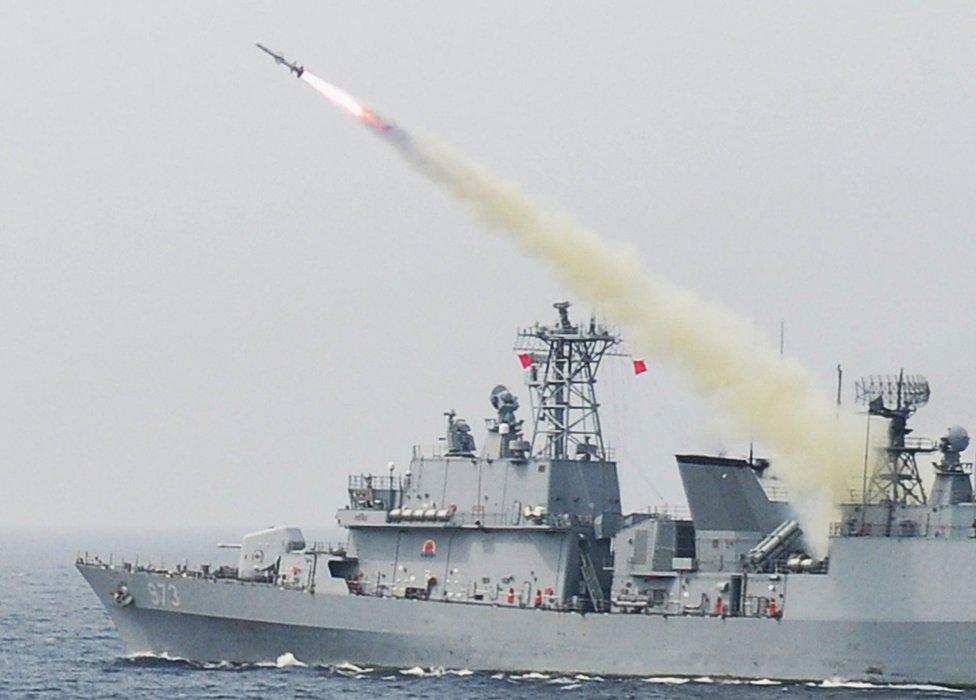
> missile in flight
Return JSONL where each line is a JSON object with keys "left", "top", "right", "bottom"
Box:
{"left": 255, "top": 43, "right": 304, "bottom": 78}
{"left": 257, "top": 44, "right": 395, "bottom": 133}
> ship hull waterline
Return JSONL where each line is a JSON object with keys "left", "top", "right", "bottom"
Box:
{"left": 80, "top": 564, "right": 975, "bottom": 686}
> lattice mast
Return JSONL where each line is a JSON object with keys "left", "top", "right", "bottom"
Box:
{"left": 855, "top": 369, "right": 935, "bottom": 505}
{"left": 514, "top": 302, "right": 622, "bottom": 460}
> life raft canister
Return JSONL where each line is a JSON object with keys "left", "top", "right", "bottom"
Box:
{"left": 714, "top": 596, "right": 724, "bottom": 616}
{"left": 768, "top": 599, "right": 779, "bottom": 618}
{"left": 534, "top": 589, "right": 543, "bottom": 607}
{"left": 507, "top": 587, "right": 515, "bottom": 604}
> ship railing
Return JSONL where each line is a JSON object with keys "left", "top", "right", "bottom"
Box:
{"left": 348, "top": 474, "right": 401, "bottom": 491}
{"left": 935, "top": 462, "right": 975, "bottom": 475}
{"left": 891, "top": 437, "right": 939, "bottom": 452}
{"left": 830, "top": 520, "right": 976, "bottom": 539}
{"left": 642, "top": 504, "right": 691, "bottom": 520}
{"left": 447, "top": 511, "right": 575, "bottom": 528}
{"left": 306, "top": 541, "right": 347, "bottom": 555}
{"left": 412, "top": 444, "right": 446, "bottom": 459}
{"left": 348, "top": 474, "right": 401, "bottom": 510}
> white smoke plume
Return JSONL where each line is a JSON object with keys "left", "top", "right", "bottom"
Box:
{"left": 388, "top": 136, "right": 863, "bottom": 551}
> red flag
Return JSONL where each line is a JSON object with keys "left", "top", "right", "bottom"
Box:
{"left": 518, "top": 353, "right": 534, "bottom": 369}
{"left": 632, "top": 358, "right": 647, "bottom": 375}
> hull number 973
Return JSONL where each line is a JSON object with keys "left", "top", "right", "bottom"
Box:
{"left": 147, "top": 581, "right": 181, "bottom": 608}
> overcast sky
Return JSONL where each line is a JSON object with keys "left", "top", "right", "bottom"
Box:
{"left": 2, "top": 2, "right": 975, "bottom": 532}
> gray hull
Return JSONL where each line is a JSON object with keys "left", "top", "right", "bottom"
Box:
{"left": 79, "top": 564, "right": 976, "bottom": 686}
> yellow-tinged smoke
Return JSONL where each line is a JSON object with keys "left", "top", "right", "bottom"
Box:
{"left": 391, "top": 137, "right": 862, "bottom": 552}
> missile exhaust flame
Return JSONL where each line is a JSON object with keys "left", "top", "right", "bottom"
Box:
{"left": 300, "top": 72, "right": 366, "bottom": 120}
{"left": 274, "top": 60, "right": 863, "bottom": 551}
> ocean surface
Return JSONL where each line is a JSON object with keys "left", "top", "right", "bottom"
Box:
{"left": 1, "top": 529, "right": 973, "bottom": 699}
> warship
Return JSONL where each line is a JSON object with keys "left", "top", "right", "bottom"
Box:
{"left": 79, "top": 302, "right": 976, "bottom": 685}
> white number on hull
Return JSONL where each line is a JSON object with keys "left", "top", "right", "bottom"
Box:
{"left": 146, "top": 582, "right": 180, "bottom": 608}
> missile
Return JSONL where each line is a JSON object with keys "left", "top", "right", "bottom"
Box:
{"left": 255, "top": 43, "right": 304, "bottom": 78}
{"left": 256, "top": 44, "right": 397, "bottom": 135}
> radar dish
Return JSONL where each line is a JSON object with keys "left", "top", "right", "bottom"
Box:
{"left": 855, "top": 372, "right": 929, "bottom": 414}
{"left": 490, "top": 385, "right": 511, "bottom": 410}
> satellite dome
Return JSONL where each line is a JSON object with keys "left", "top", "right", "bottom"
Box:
{"left": 944, "top": 425, "right": 970, "bottom": 453}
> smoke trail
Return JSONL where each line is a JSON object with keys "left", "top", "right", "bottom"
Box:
{"left": 299, "top": 72, "right": 863, "bottom": 550}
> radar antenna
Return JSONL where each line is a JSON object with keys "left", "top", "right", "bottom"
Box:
{"left": 855, "top": 369, "right": 935, "bottom": 505}
{"left": 513, "top": 302, "right": 623, "bottom": 460}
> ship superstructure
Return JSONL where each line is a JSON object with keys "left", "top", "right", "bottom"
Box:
{"left": 77, "top": 303, "right": 976, "bottom": 685}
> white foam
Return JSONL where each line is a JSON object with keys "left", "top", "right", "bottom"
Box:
{"left": 448, "top": 669, "right": 474, "bottom": 676}
{"left": 693, "top": 676, "right": 715, "bottom": 683}
{"left": 274, "top": 652, "right": 306, "bottom": 668}
{"left": 888, "top": 683, "right": 963, "bottom": 693}
{"left": 815, "top": 678, "right": 962, "bottom": 693}
{"left": 749, "top": 678, "right": 782, "bottom": 686}
{"left": 126, "top": 651, "right": 190, "bottom": 663}
{"left": 573, "top": 674, "right": 604, "bottom": 682}
{"left": 560, "top": 683, "right": 582, "bottom": 691}
{"left": 643, "top": 676, "right": 691, "bottom": 684}
{"left": 334, "top": 661, "right": 372, "bottom": 674}
{"left": 511, "top": 671, "right": 551, "bottom": 680}
{"left": 399, "top": 666, "right": 446, "bottom": 677}
{"left": 815, "top": 678, "right": 882, "bottom": 689}
{"left": 490, "top": 672, "right": 506, "bottom": 680}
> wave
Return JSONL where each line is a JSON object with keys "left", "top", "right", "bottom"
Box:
{"left": 274, "top": 652, "right": 306, "bottom": 668}
{"left": 115, "top": 658, "right": 965, "bottom": 693}
{"left": 812, "top": 678, "right": 962, "bottom": 693}
{"left": 123, "top": 651, "right": 193, "bottom": 666}
{"left": 333, "top": 661, "right": 373, "bottom": 675}
{"left": 510, "top": 671, "right": 551, "bottom": 681}
{"left": 399, "top": 666, "right": 449, "bottom": 677}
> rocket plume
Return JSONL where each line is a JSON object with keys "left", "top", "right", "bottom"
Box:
{"left": 299, "top": 70, "right": 863, "bottom": 549}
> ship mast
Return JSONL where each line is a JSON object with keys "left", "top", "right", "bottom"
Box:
{"left": 855, "top": 370, "right": 935, "bottom": 505}
{"left": 514, "top": 302, "right": 622, "bottom": 461}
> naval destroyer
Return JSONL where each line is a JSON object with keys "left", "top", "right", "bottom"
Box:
{"left": 79, "top": 302, "right": 976, "bottom": 685}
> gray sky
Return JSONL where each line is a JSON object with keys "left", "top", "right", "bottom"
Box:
{"left": 2, "top": 2, "right": 975, "bottom": 530}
